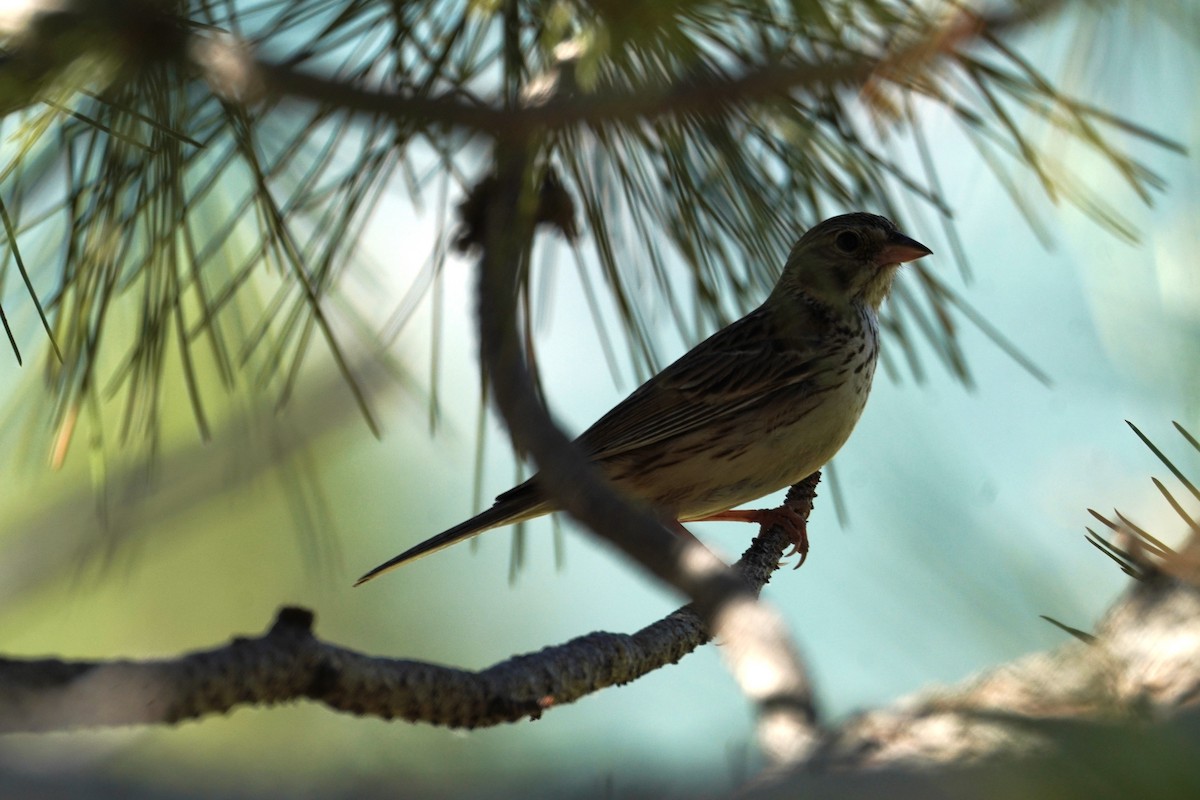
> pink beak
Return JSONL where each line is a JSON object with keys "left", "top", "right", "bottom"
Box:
{"left": 876, "top": 230, "right": 932, "bottom": 265}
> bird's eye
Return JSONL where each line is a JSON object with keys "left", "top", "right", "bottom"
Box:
{"left": 834, "top": 230, "right": 862, "bottom": 253}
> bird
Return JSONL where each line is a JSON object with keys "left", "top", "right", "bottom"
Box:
{"left": 356, "top": 212, "right": 931, "bottom": 585}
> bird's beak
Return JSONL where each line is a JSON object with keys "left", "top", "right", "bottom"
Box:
{"left": 876, "top": 231, "right": 932, "bottom": 265}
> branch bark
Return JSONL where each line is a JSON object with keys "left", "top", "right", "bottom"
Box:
{"left": 0, "top": 486, "right": 815, "bottom": 733}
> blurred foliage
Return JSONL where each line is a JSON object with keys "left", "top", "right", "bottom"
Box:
{"left": 0, "top": 0, "right": 1190, "bottom": 466}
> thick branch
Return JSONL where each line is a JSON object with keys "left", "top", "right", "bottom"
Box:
{"left": 0, "top": 494, "right": 813, "bottom": 733}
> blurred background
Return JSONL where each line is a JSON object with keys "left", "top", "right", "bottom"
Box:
{"left": 0, "top": 1, "right": 1197, "bottom": 797}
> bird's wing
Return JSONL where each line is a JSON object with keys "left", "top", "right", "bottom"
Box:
{"left": 573, "top": 307, "right": 831, "bottom": 463}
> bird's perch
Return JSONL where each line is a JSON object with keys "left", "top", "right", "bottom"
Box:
{"left": 0, "top": 479, "right": 819, "bottom": 732}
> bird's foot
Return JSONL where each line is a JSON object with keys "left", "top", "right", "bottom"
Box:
{"left": 691, "top": 506, "right": 809, "bottom": 568}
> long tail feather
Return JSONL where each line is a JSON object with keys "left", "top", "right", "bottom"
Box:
{"left": 354, "top": 501, "right": 544, "bottom": 585}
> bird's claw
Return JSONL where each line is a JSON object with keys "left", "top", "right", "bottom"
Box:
{"left": 789, "top": 543, "right": 808, "bottom": 570}
{"left": 784, "top": 528, "right": 809, "bottom": 569}
{"left": 760, "top": 506, "right": 810, "bottom": 569}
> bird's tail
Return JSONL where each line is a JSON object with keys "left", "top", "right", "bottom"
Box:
{"left": 353, "top": 499, "right": 545, "bottom": 585}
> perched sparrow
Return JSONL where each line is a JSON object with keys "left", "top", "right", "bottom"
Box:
{"left": 357, "top": 213, "right": 930, "bottom": 584}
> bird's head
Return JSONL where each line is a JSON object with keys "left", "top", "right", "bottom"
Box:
{"left": 775, "top": 213, "right": 931, "bottom": 310}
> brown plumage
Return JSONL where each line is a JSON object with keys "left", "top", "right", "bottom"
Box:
{"left": 356, "top": 212, "right": 930, "bottom": 584}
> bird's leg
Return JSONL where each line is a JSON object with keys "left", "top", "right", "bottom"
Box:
{"left": 691, "top": 507, "right": 810, "bottom": 568}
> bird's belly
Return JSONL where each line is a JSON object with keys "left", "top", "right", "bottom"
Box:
{"left": 611, "top": 368, "right": 874, "bottom": 520}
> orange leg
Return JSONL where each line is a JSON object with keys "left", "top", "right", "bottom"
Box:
{"left": 690, "top": 507, "right": 810, "bottom": 568}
